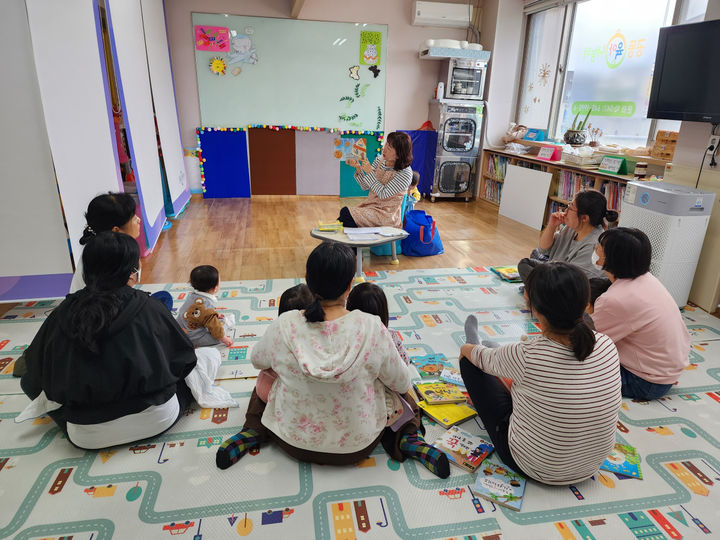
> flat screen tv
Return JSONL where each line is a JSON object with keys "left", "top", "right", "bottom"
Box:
{"left": 647, "top": 19, "right": 720, "bottom": 123}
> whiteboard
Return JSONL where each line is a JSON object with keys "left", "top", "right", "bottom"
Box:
{"left": 141, "top": 0, "right": 190, "bottom": 214}
{"left": 107, "top": 0, "right": 166, "bottom": 249}
{"left": 1, "top": 0, "right": 72, "bottom": 278}
{"left": 25, "top": 0, "right": 121, "bottom": 264}
{"left": 499, "top": 164, "right": 553, "bottom": 230}
{"left": 193, "top": 13, "right": 387, "bottom": 132}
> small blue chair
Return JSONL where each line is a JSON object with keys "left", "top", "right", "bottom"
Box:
{"left": 370, "top": 194, "right": 408, "bottom": 258}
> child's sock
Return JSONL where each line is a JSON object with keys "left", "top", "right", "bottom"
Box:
{"left": 482, "top": 339, "right": 501, "bottom": 348}
{"left": 464, "top": 314, "right": 480, "bottom": 345}
{"left": 399, "top": 433, "right": 450, "bottom": 479}
{"left": 216, "top": 428, "right": 260, "bottom": 470}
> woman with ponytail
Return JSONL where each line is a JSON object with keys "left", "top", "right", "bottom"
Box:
{"left": 20, "top": 232, "right": 198, "bottom": 449}
{"left": 217, "top": 242, "right": 450, "bottom": 479}
{"left": 518, "top": 189, "right": 619, "bottom": 282}
{"left": 459, "top": 262, "right": 621, "bottom": 485}
{"left": 70, "top": 192, "right": 142, "bottom": 293}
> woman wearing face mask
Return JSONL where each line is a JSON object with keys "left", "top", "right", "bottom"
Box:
{"left": 338, "top": 132, "right": 413, "bottom": 228}
{"left": 518, "top": 190, "right": 618, "bottom": 283}
{"left": 591, "top": 227, "right": 690, "bottom": 400}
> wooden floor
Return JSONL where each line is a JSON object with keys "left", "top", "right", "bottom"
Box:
{"left": 141, "top": 194, "right": 540, "bottom": 284}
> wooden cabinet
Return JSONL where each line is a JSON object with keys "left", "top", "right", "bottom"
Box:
{"left": 479, "top": 148, "right": 635, "bottom": 227}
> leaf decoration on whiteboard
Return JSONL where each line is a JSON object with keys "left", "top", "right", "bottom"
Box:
{"left": 349, "top": 65, "right": 360, "bottom": 80}
{"left": 339, "top": 96, "right": 355, "bottom": 108}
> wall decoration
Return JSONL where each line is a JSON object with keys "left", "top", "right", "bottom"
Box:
{"left": 194, "top": 25, "right": 229, "bottom": 52}
{"left": 209, "top": 56, "right": 226, "bottom": 75}
{"left": 537, "top": 63, "right": 551, "bottom": 86}
{"left": 348, "top": 65, "right": 359, "bottom": 80}
{"left": 194, "top": 14, "right": 386, "bottom": 132}
{"left": 359, "top": 31, "right": 381, "bottom": 65}
{"left": 227, "top": 30, "right": 258, "bottom": 65}
{"left": 368, "top": 65, "right": 380, "bottom": 78}
{"left": 339, "top": 96, "right": 354, "bottom": 108}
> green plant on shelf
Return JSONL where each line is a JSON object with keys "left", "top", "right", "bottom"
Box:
{"left": 570, "top": 109, "right": 592, "bottom": 131}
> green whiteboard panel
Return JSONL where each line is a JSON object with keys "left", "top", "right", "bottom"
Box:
{"left": 193, "top": 13, "right": 387, "bottom": 132}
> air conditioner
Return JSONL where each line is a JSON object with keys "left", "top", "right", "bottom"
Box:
{"left": 413, "top": 1, "right": 472, "bottom": 28}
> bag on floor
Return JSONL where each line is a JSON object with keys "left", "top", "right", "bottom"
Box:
{"left": 401, "top": 210, "right": 444, "bottom": 257}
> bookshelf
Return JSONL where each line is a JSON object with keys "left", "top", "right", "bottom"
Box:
{"left": 479, "top": 148, "right": 634, "bottom": 227}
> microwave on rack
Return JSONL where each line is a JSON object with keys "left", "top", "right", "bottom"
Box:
{"left": 445, "top": 58, "right": 486, "bottom": 101}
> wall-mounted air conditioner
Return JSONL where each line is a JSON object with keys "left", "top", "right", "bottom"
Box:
{"left": 413, "top": 1, "right": 472, "bottom": 28}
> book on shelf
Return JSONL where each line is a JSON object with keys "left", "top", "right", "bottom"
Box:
{"left": 488, "top": 155, "right": 508, "bottom": 181}
{"left": 440, "top": 367, "right": 465, "bottom": 387}
{"left": 414, "top": 381, "right": 466, "bottom": 404}
{"left": 600, "top": 443, "right": 642, "bottom": 479}
{"left": 417, "top": 401, "right": 477, "bottom": 428}
{"left": 473, "top": 455, "right": 527, "bottom": 511}
{"left": 489, "top": 266, "right": 521, "bottom": 283}
{"left": 484, "top": 179, "right": 502, "bottom": 203}
{"left": 433, "top": 426, "right": 495, "bottom": 472}
{"left": 410, "top": 353, "right": 452, "bottom": 378}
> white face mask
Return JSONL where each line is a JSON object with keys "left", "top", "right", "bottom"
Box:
{"left": 591, "top": 251, "right": 602, "bottom": 269}
{"left": 133, "top": 266, "right": 141, "bottom": 284}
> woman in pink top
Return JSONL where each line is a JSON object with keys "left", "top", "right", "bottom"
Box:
{"left": 591, "top": 227, "right": 690, "bottom": 400}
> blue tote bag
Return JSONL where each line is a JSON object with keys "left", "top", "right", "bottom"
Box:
{"left": 401, "top": 210, "right": 444, "bottom": 257}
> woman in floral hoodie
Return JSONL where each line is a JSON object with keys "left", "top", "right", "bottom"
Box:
{"left": 216, "top": 243, "right": 449, "bottom": 478}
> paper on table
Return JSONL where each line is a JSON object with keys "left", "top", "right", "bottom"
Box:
{"left": 344, "top": 227, "right": 382, "bottom": 234}
{"left": 346, "top": 233, "right": 377, "bottom": 241}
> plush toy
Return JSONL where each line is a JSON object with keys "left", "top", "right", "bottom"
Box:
{"left": 182, "top": 298, "right": 225, "bottom": 340}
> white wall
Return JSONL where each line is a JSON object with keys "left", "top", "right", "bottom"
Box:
{"left": 663, "top": 0, "right": 720, "bottom": 312}
{"left": 26, "top": 0, "right": 122, "bottom": 263}
{"left": 164, "top": 0, "right": 471, "bottom": 146}
{"left": 0, "top": 0, "right": 72, "bottom": 279}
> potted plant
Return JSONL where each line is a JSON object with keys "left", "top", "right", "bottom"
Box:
{"left": 563, "top": 110, "right": 592, "bottom": 145}
{"left": 587, "top": 123, "right": 603, "bottom": 147}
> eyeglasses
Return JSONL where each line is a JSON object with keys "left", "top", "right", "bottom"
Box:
{"left": 566, "top": 205, "right": 577, "bottom": 214}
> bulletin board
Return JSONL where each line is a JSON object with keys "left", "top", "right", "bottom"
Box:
{"left": 192, "top": 13, "right": 387, "bottom": 132}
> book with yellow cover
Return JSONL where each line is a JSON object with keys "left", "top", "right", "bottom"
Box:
{"left": 417, "top": 401, "right": 477, "bottom": 428}
{"left": 414, "top": 382, "right": 466, "bottom": 404}
{"left": 317, "top": 220, "right": 343, "bottom": 232}
{"left": 489, "top": 266, "right": 521, "bottom": 283}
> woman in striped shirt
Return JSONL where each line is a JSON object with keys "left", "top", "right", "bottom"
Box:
{"left": 338, "top": 131, "right": 413, "bottom": 228}
{"left": 460, "top": 262, "right": 621, "bottom": 485}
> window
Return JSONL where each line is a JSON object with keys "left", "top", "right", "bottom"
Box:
{"left": 516, "top": 0, "right": 708, "bottom": 147}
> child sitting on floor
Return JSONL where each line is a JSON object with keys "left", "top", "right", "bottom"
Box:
{"left": 346, "top": 282, "right": 409, "bottom": 365}
{"left": 255, "top": 283, "right": 314, "bottom": 402}
{"left": 176, "top": 265, "right": 234, "bottom": 347}
{"left": 460, "top": 262, "right": 621, "bottom": 485}
{"left": 406, "top": 171, "right": 421, "bottom": 212}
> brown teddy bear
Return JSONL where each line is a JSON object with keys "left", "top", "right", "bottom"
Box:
{"left": 182, "top": 298, "right": 225, "bottom": 340}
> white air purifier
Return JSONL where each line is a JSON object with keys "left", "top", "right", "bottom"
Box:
{"left": 620, "top": 181, "right": 715, "bottom": 307}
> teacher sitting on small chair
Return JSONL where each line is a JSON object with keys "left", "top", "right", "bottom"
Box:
{"left": 338, "top": 131, "right": 413, "bottom": 228}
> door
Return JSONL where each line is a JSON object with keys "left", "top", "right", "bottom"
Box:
{"left": 248, "top": 128, "right": 296, "bottom": 195}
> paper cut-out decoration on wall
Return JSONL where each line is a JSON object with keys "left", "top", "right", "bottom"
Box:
{"left": 232, "top": 67, "right": 242, "bottom": 76}
{"left": 210, "top": 57, "right": 227, "bottom": 75}
{"left": 360, "top": 31, "right": 382, "bottom": 65}
{"left": 349, "top": 65, "right": 360, "bottom": 80}
{"left": 368, "top": 65, "right": 381, "bottom": 78}
{"left": 194, "top": 25, "right": 230, "bottom": 52}
{"left": 228, "top": 30, "right": 258, "bottom": 65}
{"left": 339, "top": 96, "right": 355, "bottom": 108}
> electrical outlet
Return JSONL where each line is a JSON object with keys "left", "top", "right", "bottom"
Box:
{"left": 708, "top": 135, "right": 720, "bottom": 153}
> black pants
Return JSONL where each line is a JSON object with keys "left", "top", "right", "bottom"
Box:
{"left": 338, "top": 207, "right": 358, "bottom": 228}
{"left": 459, "top": 357, "right": 527, "bottom": 477}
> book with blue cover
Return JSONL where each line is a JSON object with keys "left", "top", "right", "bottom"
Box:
{"left": 410, "top": 353, "right": 452, "bottom": 378}
{"left": 473, "top": 455, "right": 527, "bottom": 511}
{"left": 600, "top": 443, "right": 643, "bottom": 479}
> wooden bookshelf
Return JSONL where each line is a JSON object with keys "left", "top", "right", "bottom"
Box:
{"left": 479, "top": 147, "right": 633, "bottom": 227}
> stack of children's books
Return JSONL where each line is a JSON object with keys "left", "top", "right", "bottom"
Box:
{"left": 410, "top": 354, "right": 476, "bottom": 428}
{"left": 489, "top": 265, "right": 522, "bottom": 283}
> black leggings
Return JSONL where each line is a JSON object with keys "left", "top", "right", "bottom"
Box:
{"left": 459, "top": 357, "right": 527, "bottom": 477}
{"left": 338, "top": 206, "right": 358, "bottom": 228}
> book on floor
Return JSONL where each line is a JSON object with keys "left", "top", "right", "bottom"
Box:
{"left": 414, "top": 382, "right": 466, "bottom": 404}
{"left": 410, "top": 353, "right": 452, "bottom": 378}
{"left": 600, "top": 443, "right": 643, "bottom": 479}
{"left": 440, "top": 367, "right": 465, "bottom": 387}
{"left": 473, "top": 455, "right": 527, "bottom": 511}
{"left": 433, "top": 426, "right": 494, "bottom": 472}
{"left": 417, "top": 401, "right": 477, "bottom": 428}
{"left": 489, "top": 266, "right": 522, "bottom": 283}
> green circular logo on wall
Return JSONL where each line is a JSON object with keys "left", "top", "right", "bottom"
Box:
{"left": 606, "top": 31, "right": 626, "bottom": 69}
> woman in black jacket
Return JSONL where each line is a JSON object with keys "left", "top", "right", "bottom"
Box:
{"left": 20, "top": 232, "right": 197, "bottom": 449}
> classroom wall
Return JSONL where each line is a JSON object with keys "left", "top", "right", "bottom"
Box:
{"left": 662, "top": 0, "right": 720, "bottom": 312}
{"left": 164, "top": 0, "right": 471, "bottom": 147}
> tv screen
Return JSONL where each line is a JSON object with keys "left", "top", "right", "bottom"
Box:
{"left": 647, "top": 19, "right": 720, "bottom": 123}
